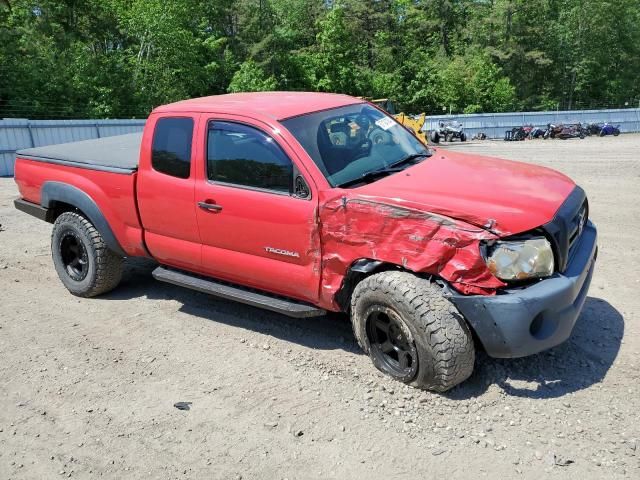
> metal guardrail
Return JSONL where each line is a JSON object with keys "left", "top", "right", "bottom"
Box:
{"left": 0, "top": 119, "right": 146, "bottom": 176}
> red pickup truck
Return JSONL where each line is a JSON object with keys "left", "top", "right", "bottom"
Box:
{"left": 13, "top": 92, "right": 597, "bottom": 391}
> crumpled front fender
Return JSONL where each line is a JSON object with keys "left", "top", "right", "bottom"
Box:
{"left": 318, "top": 193, "right": 506, "bottom": 310}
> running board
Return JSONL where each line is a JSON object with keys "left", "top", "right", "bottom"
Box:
{"left": 152, "top": 266, "right": 326, "bottom": 318}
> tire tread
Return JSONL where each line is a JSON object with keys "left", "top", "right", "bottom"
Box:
{"left": 350, "top": 271, "right": 474, "bottom": 392}
{"left": 51, "top": 212, "right": 123, "bottom": 297}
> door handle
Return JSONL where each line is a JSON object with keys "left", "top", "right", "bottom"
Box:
{"left": 198, "top": 201, "right": 223, "bottom": 212}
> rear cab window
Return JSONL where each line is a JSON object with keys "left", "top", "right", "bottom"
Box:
{"left": 152, "top": 117, "right": 194, "bottom": 179}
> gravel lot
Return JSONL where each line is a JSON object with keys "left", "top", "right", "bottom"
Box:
{"left": 1, "top": 134, "right": 639, "bottom": 479}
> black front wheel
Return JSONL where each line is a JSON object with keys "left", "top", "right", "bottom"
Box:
{"left": 350, "top": 272, "right": 475, "bottom": 391}
{"left": 365, "top": 305, "right": 419, "bottom": 381}
{"left": 51, "top": 212, "right": 123, "bottom": 297}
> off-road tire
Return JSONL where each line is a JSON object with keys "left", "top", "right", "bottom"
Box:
{"left": 460, "top": 132, "right": 467, "bottom": 142}
{"left": 51, "top": 212, "right": 123, "bottom": 297}
{"left": 350, "top": 271, "right": 475, "bottom": 392}
{"left": 430, "top": 130, "right": 440, "bottom": 144}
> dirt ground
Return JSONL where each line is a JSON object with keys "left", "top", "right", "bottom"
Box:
{"left": 1, "top": 134, "right": 639, "bottom": 480}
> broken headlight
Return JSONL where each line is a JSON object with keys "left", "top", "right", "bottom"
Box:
{"left": 484, "top": 238, "right": 554, "bottom": 281}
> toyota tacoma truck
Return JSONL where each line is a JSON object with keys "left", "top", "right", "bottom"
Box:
{"left": 13, "top": 92, "right": 597, "bottom": 391}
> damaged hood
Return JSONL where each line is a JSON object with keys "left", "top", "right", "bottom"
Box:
{"left": 355, "top": 149, "right": 576, "bottom": 235}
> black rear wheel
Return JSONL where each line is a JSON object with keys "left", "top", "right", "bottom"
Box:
{"left": 59, "top": 231, "right": 89, "bottom": 281}
{"left": 52, "top": 212, "right": 123, "bottom": 297}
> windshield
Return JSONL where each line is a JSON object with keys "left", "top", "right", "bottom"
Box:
{"left": 281, "top": 104, "right": 430, "bottom": 187}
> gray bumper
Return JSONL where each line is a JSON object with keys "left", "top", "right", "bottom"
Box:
{"left": 449, "top": 222, "right": 597, "bottom": 358}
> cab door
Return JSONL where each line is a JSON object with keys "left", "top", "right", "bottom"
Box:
{"left": 137, "top": 114, "right": 202, "bottom": 271}
{"left": 193, "top": 117, "right": 321, "bottom": 303}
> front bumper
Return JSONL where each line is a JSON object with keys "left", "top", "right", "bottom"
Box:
{"left": 449, "top": 221, "right": 597, "bottom": 358}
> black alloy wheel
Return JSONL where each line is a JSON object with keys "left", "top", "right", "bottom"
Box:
{"left": 51, "top": 212, "right": 123, "bottom": 297}
{"left": 365, "top": 305, "right": 418, "bottom": 380}
{"left": 59, "top": 231, "right": 89, "bottom": 281}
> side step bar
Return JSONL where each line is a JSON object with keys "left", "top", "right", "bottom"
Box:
{"left": 152, "top": 266, "right": 326, "bottom": 318}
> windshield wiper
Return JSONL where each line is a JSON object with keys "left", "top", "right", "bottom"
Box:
{"left": 389, "top": 152, "right": 431, "bottom": 168}
{"left": 336, "top": 153, "right": 430, "bottom": 188}
{"left": 335, "top": 167, "right": 403, "bottom": 188}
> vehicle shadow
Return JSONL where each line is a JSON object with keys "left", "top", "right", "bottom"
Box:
{"left": 447, "top": 296, "right": 624, "bottom": 400}
{"left": 109, "top": 260, "right": 623, "bottom": 398}
{"left": 105, "top": 258, "right": 359, "bottom": 353}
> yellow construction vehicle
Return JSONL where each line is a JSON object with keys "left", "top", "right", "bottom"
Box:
{"left": 369, "top": 98, "right": 429, "bottom": 145}
{"left": 393, "top": 111, "right": 428, "bottom": 145}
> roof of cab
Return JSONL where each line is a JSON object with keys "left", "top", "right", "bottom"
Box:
{"left": 153, "top": 92, "right": 363, "bottom": 120}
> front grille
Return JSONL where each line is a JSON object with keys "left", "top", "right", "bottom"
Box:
{"left": 568, "top": 202, "right": 588, "bottom": 252}
{"left": 543, "top": 186, "right": 588, "bottom": 272}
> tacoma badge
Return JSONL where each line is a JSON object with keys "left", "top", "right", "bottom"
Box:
{"left": 264, "top": 247, "right": 300, "bottom": 258}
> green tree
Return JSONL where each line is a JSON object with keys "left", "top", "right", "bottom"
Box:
{"left": 311, "top": 5, "right": 364, "bottom": 94}
{"left": 0, "top": 0, "right": 638, "bottom": 118}
{"left": 228, "top": 60, "right": 277, "bottom": 92}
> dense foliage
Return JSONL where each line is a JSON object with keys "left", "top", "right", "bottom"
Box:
{"left": 1, "top": 0, "right": 638, "bottom": 118}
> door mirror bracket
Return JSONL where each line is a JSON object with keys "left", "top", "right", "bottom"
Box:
{"left": 293, "top": 175, "right": 311, "bottom": 199}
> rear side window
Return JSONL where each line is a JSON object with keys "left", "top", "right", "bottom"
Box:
{"left": 207, "top": 121, "right": 292, "bottom": 193}
{"left": 152, "top": 117, "right": 194, "bottom": 179}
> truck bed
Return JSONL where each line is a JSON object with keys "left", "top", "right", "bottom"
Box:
{"left": 16, "top": 133, "right": 142, "bottom": 174}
